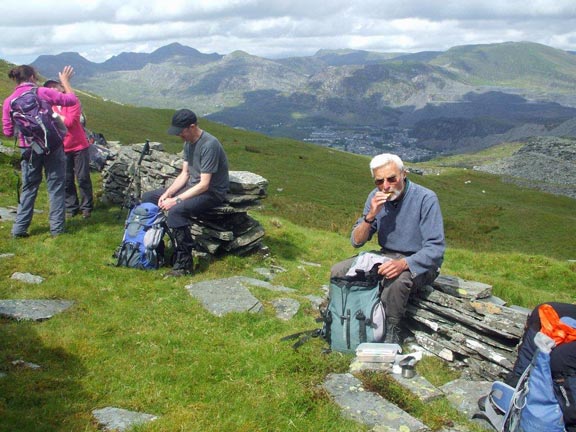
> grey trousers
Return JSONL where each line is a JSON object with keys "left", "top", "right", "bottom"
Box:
{"left": 330, "top": 252, "right": 439, "bottom": 322}
{"left": 12, "top": 145, "right": 66, "bottom": 236}
{"left": 65, "top": 147, "right": 94, "bottom": 214}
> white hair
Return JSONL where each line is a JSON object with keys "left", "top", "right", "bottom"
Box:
{"left": 369, "top": 153, "right": 404, "bottom": 177}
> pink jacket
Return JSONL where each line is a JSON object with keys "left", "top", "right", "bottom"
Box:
{"left": 52, "top": 101, "right": 89, "bottom": 152}
{"left": 2, "top": 82, "right": 79, "bottom": 147}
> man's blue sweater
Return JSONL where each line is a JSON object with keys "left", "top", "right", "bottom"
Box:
{"left": 351, "top": 180, "right": 445, "bottom": 277}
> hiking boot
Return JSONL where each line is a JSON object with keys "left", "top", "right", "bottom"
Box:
{"left": 384, "top": 319, "right": 402, "bottom": 345}
{"left": 170, "top": 226, "right": 194, "bottom": 274}
{"left": 82, "top": 210, "right": 91, "bottom": 219}
{"left": 66, "top": 210, "right": 79, "bottom": 218}
{"left": 12, "top": 232, "right": 30, "bottom": 239}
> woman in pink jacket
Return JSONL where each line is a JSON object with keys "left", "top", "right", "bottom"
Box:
{"left": 44, "top": 79, "right": 93, "bottom": 219}
{"left": 2, "top": 65, "right": 79, "bottom": 237}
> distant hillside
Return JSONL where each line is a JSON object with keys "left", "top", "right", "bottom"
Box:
{"left": 473, "top": 136, "right": 576, "bottom": 199}
{"left": 27, "top": 41, "right": 576, "bottom": 159}
{"left": 431, "top": 41, "right": 576, "bottom": 92}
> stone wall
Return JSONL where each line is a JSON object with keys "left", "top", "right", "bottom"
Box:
{"left": 405, "top": 275, "right": 529, "bottom": 381}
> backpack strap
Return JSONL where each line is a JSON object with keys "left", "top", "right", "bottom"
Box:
{"left": 280, "top": 329, "right": 322, "bottom": 350}
{"left": 356, "top": 310, "right": 367, "bottom": 344}
{"left": 345, "top": 308, "right": 351, "bottom": 350}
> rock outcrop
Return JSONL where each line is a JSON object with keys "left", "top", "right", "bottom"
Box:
{"left": 474, "top": 136, "right": 576, "bottom": 199}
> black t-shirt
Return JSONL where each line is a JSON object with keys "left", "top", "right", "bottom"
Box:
{"left": 183, "top": 131, "right": 229, "bottom": 201}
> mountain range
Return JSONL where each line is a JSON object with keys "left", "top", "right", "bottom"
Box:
{"left": 31, "top": 41, "right": 576, "bottom": 160}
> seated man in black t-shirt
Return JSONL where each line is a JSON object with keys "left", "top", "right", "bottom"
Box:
{"left": 142, "top": 109, "right": 229, "bottom": 277}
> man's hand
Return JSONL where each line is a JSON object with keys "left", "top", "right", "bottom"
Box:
{"left": 377, "top": 258, "right": 409, "bottom": 279}
{"left": 159, "top": 196, "right": 179, "bottom": 211}
{"left": 367, "top": 191, "right": 392, "bottom": 220}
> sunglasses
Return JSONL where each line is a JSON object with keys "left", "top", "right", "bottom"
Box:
{"left": 374, "top": 175, "right": 400, "bottom": 186}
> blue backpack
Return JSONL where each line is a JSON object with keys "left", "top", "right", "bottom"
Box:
{"left": 10, "top": 87, "right": 66, "bottom": 154}
{"left": 115, "top": 203, "right": 170, "bottom": 270}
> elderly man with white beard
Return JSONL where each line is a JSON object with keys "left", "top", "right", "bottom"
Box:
{"left": 330, "top": 153, "right": 446, "bottom": 344}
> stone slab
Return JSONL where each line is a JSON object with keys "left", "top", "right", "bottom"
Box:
{"left": 305, "top": 295, "right": 324, "bottom": 310}
{"left": 389, "top": 371, "right": 445, "bottom": 403}
{"left": 0, "top": 299, "right": 74, "bottom": 321}
{"left": 185, "top": 276, "right": 295, "bottom": 317}
{"left": 231, "top": 276, "right": 295, "bottom": 293}
{"left": 12, "top": 359, "right": 41, "bottom": 369}
{"left": 11, "top": 272, "right": 44, "bottom": 284}
{"left": 271, "top": 298, "right": 300, "bottom": 321}
{"left": 440, "top": 378, "right": 492, "bottom": 419}
{"left": 254, "top": 267, "right": 275, "bottom": 280}
{"left": 228, "top": 171, "right": 268, "bottom": 194}
{"left": 0, "top": 207, "right": 17, "bottom": 222}
{"left": 323, "top": 373, "right": 429, "bottom": 431}
{"left": 433, "top": 275, "right": 492, "bottom": 299}
{"left": 349, "top": 359, "right": 393, "bottom": 373}
{"left": 92, "top": 407, "right": 158, "bottom": 431}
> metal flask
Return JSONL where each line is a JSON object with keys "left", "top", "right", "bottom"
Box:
{"left": 399, "top": 355, "right": 416, "bottom": 379}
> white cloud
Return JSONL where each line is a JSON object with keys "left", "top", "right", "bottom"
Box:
{"left": 0, "top": 0, "right": 575, "bottom": 64}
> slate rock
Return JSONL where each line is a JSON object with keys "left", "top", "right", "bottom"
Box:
{"left": 0, "top": 207, "right": 17, "bottom": 222}
{"left": 0, "top": 299, "right": 74, "bottom": 321}
{"left": 12, "top": 359, "right": 41, "bottom": 370}
{"left": 271, "top": 298, "right": 300, "bottom": 320}
{"left": 440, "top": 378, "right": 492, "bottom": 419}
{"left": 433, "top": 275, "right": 492, "bottom": 299}
{"left": 254, "top": 267, "right": 275, "bottom": 280}
{"left": 92, "top": 407, "right": 158, "bottom": 432}
{"left": 305, "top": 295, "right": 324, "bottom": 310}
{"left": 389, "top": 371, "right": 444, "bottom": 403}
{"left": 185, "top": 276, "right": 295, "bottom": 317}
{"left": 323, "top": 373, "right": 429, "bottom": 431}
{"left": 11, "top": 272, "right": 44, "bottom": 284}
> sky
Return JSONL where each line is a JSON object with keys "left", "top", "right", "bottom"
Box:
{"left": 2, "top": 0, "right": 576, "bottom": 65}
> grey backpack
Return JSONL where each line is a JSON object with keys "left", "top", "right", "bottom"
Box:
{"left": 322, "top": 270, "right": 385, "bottom": 353}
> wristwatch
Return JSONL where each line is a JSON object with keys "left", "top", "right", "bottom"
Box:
{"left": 175, "top": 197, "right": 182, "bottom": 204}
{"left": 363, "top": 215, "right": 375, "bottom": 224}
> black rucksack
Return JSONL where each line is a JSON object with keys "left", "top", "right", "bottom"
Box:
{"left": 10, "top": 87, "right": 66, "bottom": 154}
{"left": 115, "top": 203, "right": 172, "bottom": 270}
{"left": 476, "top": 304, "right": 576, "bottom": 432}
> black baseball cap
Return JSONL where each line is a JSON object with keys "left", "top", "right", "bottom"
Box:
{"left": 167, "top": 109, "right": 198, "bottom": 135}
{"left": 43, "top": 79, "right": 61, "bottom": 88}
